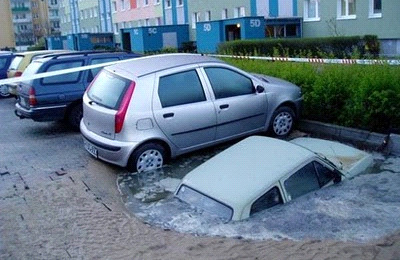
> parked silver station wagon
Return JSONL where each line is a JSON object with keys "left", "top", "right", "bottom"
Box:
{"left": 80, "top": 54, "right": 303, "bottom": 172}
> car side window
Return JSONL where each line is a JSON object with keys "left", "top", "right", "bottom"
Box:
{"left": 42, "top": 60, "right": 84, "bottom": 85}
{"left": 0, "top": 57, "right": 7, "bottom": 69}
{"left": 87, "top": 57, "right": 119, "bottom": 82}
{"left": 314, "top": 161, "right": 337, "bottom": 187}
{"left": 204, "top": 67, "right": 255, "bottom": 99}
{"left": 158, "top": 70, "right": 206, "bottom": 108}
{"left": 250, "top": 186, "right": 283, "bottom": 216}
{"left": 284, "top": 162, "right": 320, "bottom": 200}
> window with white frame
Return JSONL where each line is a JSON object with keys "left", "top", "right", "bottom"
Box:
{"left": 177, "top": 0, "right": 183, "bottom": 6}
{"left": 234, "top": 7, "right": 245, "bottom": 18}
{"left": 165, "top": 0, "right": 171, "bottom": 8}
{"left": 93, "top": 8, "right": 98, "bottom": 17}
{"left": 205, "top": 10, "right": 211, "bottom": 21}
{"left": 144, "top": 0, "right": 149, "bottom": 6}
{"left": 240, "top": 6, "right": 245, "bottom": 17}
{"left": 222, "top": 8, "right": 228, "bottom": 19}
{"left": 154, "top": 0, "right": 160, "bottom": 5}
{"left": 114, "top": 23, "right": 119, "bottom": 34}
{"left": 112, "top": 1, "right": 117, "bottom": 12}
{"left": 191, "top": 12, "right": 200, "bottom": 29}
{"left": 304, "top": 0, "right": 320, "bottom": 21}
{"left": 338, "top": 0, "right": 356, "bottom": 19}
{"left": 369, "top": 0, "right": 382, "bottom": 18}
{"left": 121, "top": 0, "right": 126, "bottom": 10}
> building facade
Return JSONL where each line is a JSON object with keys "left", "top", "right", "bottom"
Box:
{"left": 299, "top": 0, "right": 400, "bottom": 56}
{"left": 0, "top": 0, "right": 16, "bottom": 49}
{"left": 111, "top": 0, "right": 163, "bottom": 44}
{"left": 11, "top": 0, "right": 34, "bottom": 47}
{"left": 10, "top": 0, "right": 60, "bottom": 49}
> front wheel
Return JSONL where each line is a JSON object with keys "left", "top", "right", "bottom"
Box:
{"left": 270, "top": 106, "right": 295, "bottom": 137}
{"left": 0, "top": 85, "right": 10, "bottom": 98}
{"left": 128, "top": 143, "right": 166, "bottom": 173}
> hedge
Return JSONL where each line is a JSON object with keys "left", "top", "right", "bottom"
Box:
{"left": 223, "top": 58, "right": 400, "bottom": 134}
{"left": 218, "top": 35, "right": 380, "bottom": 59}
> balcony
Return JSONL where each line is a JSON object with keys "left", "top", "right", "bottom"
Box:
{"left": 12, "top": 7, "right": 30, "bottom": 12}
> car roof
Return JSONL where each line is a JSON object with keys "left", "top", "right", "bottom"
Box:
{"left": 179, "top": 136, "right": 316, "bottom": 213}
{"left": 104, "top": 53, "right": 223, "bottom": 79}
{"left": 31, "top": 51, "right": 140, "bottom": 64}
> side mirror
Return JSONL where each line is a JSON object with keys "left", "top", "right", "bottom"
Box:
{"left": 256, "top": 85, "right": 265, "bottom": 93}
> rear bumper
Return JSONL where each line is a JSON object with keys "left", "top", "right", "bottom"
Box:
{"left": 15, "top": 103, "right": 67, "bottom": 122}
{"left": 80, "top": 120, "right": 139, "bottom": 167}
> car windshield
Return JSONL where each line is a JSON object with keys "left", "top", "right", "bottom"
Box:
{"left": 87, "top": 70, "right": 131, "bottom": 110}
{"left": 176, "top": 185, "right": 233, "bottom": 222}
{"left": 9, "top": 55, "right": 23, "bottom": 70}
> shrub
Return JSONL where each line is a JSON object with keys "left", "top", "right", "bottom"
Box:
{"left": 223, "top": 58, "right": 400, "bottom": 133}
{"left": 218, "top": 36, "right": 380, "bottom": 59}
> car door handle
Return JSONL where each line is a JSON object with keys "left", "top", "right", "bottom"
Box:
{"left": 163, "top": 113, "right": 174, "bottom": 118}
{"left": 219, "top": 104, "right": 229, "bottom": 109}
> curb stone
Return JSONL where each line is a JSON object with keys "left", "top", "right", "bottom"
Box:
{"left": 297, "top": 120, "right": 400, "bottom": 156}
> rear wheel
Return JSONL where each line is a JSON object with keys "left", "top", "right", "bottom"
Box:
{"left": 67, "top": 104, "right": 83, "bottom": 131}
{"left": 0, "top": 85, "right": 10, "bottom": 98}
{"left": 270, "top": 106, "right": 295, "bottom": 137}
{"left": 128, "top": 143, "right": 166, "bottom": 173}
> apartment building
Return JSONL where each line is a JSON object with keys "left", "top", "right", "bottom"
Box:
{"left": 11, "top": 0, "right": 34, "bottom": 47}
{"left": 190, "top": 0, "right": 300, "bottom": 52}
{"left": 111, "top": 0, "right": 163, "bottom": 44}
{"left": 10, "top": 0, "right": 60, "bottom": 49}
{"left": 299, "top": 0, "right": 400, "bottom": 56}
{"left": 0, "top": 0, "right": 16, "bottom": 49}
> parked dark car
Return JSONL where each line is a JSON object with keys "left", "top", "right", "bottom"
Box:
{"left": 15, "top": 51, "right": 141, "bottom": 129}
{"left": 0, "top": 51, "right": 14, "bottom": 98}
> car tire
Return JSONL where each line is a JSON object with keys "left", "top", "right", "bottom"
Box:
{"left": 270, "top": 106, "right": 295, "bottom": 137}
{"left": 67, "top": 104, "right": 83, "bottom": 131}
{"left": 0, "top": 85, "right": 10, "bottom": 98}
{"left": 128, "top": 143, "right": 166, "bottom": 173}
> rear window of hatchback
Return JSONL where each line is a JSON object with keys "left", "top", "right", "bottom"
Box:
{"left": 9, "top": 55, "right": 23, "bottom": 70}
{"left": 87, "top": 70, "right": 131, "bottom": 110}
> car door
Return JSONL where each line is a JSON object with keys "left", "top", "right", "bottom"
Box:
{"left": 202, "top": 66, "right": 267, "bottom": 141}
{"left": 153, "top": 67, "right": 217, "bottom": 150}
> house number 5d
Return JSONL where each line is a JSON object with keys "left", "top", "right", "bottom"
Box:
{"left": 250, "top": 19, "right": 261, "bottom": 27}
{"left": 203, "top": 23, "right": 212, "bottom": 32}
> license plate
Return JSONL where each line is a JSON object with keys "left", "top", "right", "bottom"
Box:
{"left": 84, "top": 140, "right": 98, "bottom": 158}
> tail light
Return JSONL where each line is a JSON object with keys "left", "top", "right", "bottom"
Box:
{"left": 28, "top": 87, "right": 37, "bottom": 106}
{"left": 14, "top": 71, "right": 22, "bottom": 77}
{"left": 115, "top": 81, "right": 135, "bottom": 134}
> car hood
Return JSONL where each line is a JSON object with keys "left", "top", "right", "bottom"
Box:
{"left": 252, "top": 73, "right": 299, "bottom": 89}
{"left": 290, "top": 137, "right": 374, "bottom": 179}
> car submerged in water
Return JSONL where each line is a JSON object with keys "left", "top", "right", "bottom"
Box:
{"left": 175, "top": 136, "right": 374, "bottom": 222}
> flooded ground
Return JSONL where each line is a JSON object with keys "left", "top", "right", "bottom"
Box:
{"left": 118, "top": 139, "right": 400, "bottom": 243}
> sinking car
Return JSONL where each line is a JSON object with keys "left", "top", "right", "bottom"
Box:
{"left": 175, "top": 136, "right": 373, "bottom": 222}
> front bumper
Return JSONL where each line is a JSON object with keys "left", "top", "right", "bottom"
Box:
{"left": 80, "top": 120, "right": 139, "bottom": 167}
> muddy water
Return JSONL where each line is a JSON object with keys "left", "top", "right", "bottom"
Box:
{"left": 117, "top": 137, "right": 400, "bottom": 242}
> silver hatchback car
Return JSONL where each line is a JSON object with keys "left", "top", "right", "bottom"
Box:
{"left": 80, "top": 54, "right": 302, "bottom": 172}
